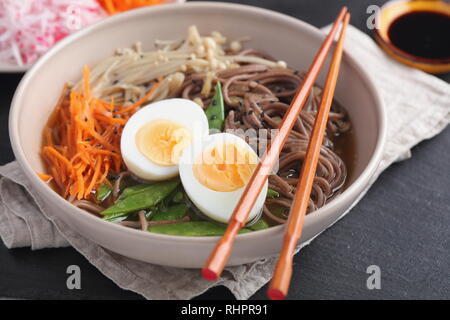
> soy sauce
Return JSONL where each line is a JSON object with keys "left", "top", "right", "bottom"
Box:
{"left": 388, "top": 11, "right": 450, "bottom": 60}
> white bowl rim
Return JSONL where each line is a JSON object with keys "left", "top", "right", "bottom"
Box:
{"left": 9, "top": 2, "right": 387, "bottom": 244}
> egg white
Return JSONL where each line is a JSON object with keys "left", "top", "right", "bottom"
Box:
{"left": 179, "top": 132, "right": 268, "bottom": 223}
{"left": 121, "top": 98, "right": 209, "bottom": 181}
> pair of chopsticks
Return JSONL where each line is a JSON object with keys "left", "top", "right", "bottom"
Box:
{"left": 202, "top": 7, "right": 351, "bottom": 300}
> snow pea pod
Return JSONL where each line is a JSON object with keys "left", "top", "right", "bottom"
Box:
{"left": 247, "top": 219, "right": 269, "bottom": 231}
{"left": 120, "top": 183, "right": 153, "bottom": 199}
{"left": 96, "top": 183, "right": 112, "bottom": 201}
{"left": 149, "top": 221, "right": 252, "bottom": 236}
{"left": 266, "top": 188, "right": 279, "bottom": 199}
{"left": 101, "top": 179, "right": 180, "bottom": 217}
{"left": 151, "top": 203, "right": 189, "bottom": 222}
{"left": 205, "top": 82, "right": 225, "bottom": 131}
{"left": 171, "top": 190, "right": 185, "bottom": 203}
{"left": 103, "top": 211, "right": 128, "bottom": 223}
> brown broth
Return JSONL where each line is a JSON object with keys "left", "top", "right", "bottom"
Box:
{"left": 331, "top": 126, "right": 357, "bottom": 186}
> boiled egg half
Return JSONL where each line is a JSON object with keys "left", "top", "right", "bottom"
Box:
{"left": 121, "top": 98, "right": 209, "bottom": 180}
{"left": 179, "top": 133, "right": 268, "bottom": 223}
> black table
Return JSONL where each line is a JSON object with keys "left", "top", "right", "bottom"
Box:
{"left": 0, "top": 0, "right": 449, "bottom": 300}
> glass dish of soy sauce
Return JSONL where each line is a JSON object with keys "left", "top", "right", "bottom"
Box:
{"left": 374, "top": 0, "right": 450, "bottom": 74}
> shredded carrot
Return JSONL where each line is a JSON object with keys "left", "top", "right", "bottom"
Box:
{"left": 38, "top": 173, "right": 53, "bottom": 182}
{"left": 97, "top": 0, "right": 170, "bottom": 15}
{"left": 40, "top": 66, "right": 162, "bottom": 201}
{"left": 86, "top": 158, "right": 102, "bottom": 196}
{"left": 95, "top": 114, "right": 127, "bottom": 125}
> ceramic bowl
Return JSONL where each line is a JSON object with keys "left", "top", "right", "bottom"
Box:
{"left": 9, "top": 2, "right": 386, "bottom": 268}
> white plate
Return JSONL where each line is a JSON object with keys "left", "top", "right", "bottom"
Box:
{"left": 0, "top": 0, "right": 185, "bottom": 73}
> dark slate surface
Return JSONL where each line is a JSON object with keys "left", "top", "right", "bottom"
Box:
{"left": 0, "top": 0, "right": 449, "bottom": 300}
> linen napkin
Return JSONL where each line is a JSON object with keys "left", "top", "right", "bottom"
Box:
{"left": 1, "top": 25, "right": 449, "bottom": 300}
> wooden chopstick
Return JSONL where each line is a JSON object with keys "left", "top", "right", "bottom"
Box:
{"left": 267, "top": 13, "right": 351, "bottom": 300}
{"left": 201, "top": 7, "right": 349, "bottom": 282}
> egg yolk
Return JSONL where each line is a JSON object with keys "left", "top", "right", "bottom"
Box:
{"left": 136, "top": 119, "right": 191, "bottom": 166}
{"left": 193, "top": 142, "right": 258, "bottom": 192}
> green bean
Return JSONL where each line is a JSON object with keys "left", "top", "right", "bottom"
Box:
{"left": 267, "top": 188, "right": 279, "bottom": 198}
{"left": 247, "top": 219, "right": 270, "bottom": 231}
{"left": 101, "top": 179, "right": 180, "bottom": 217}
{"left": 205, "top": 82, "right": 225, "bottom": 131}
{"left": 149, "top": 221, "right": 251, "bottom": 236}
{"left": 151, "top": 204, "right": 189, "bottom": 222}
{"left": 96, "top": 183, "right": 112, "bottom": 201}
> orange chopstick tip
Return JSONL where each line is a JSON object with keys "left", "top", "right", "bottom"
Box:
{"left": 201, "top": 268, "right": 218, "bottom": 281}
{"left": 267, "top": 288, "right": 286, "bottom": 300}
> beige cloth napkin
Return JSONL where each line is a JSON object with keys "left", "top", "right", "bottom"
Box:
{"left": 1, "top": 25, "right": 449, "bottom": 300}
